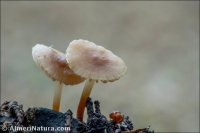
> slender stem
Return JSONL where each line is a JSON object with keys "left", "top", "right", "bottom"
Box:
{"left": 53, "top": 81, "right": 63, "bottom": 111}
{"left": 77, "top": 79, "right": 95, "bottom": 121}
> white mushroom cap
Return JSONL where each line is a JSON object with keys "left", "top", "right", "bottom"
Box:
{"left": 66, "top": 39, "right": 127, "bottom": 82}
{"left": 32, "top": 44, "right": 85, "bottom": 85}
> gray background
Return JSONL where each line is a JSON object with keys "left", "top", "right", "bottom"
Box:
{"left": 1, "top": 1, "right": 199, "bottom": 132}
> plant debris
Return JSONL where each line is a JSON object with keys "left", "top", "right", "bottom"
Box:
{"left": 0, "top": 100, "right": 154, "bottom": 133}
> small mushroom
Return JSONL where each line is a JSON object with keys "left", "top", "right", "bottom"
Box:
{"left": 109, "top": 111, "right": 124, "bottom": 123}
{"left": 32, "top": 44, "right": 85, "bottom": 111}
{"left": 66, "top": 39, "right": 127, "bottom": 121}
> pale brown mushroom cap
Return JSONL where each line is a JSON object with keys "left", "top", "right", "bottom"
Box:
{"left": 32, "top": 44, "right": 85, "bottom": 85}
{"left": 66, "top": 39, "right": 127, "bottom": 82}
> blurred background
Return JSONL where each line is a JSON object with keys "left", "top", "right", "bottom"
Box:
{"left": 1, "top": 1, "right": 199, "bottom": 132}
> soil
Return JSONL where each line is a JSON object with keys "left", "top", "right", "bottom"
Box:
{"left": 0, "top": 99, "right": 154, "bottom": 133}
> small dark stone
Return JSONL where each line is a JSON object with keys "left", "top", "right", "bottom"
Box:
{"left": 94, "top": 101, "right": 101, "bottom": 114}
{"left": 85, "top": 98, "right": 108, "bottom": 133}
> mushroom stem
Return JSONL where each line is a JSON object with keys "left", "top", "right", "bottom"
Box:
{"left": 77, "top": 79, "right": 95, "bottom": 121}
{"left": 53, "top": 81, "right": 63, "bottom": 111}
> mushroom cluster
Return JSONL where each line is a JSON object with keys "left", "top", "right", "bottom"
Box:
{"left": 32, "top": 39, "right": 127, "bottom": 121}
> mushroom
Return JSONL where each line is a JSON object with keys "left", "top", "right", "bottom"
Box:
{"left": 109, "top": 111, "right": 124, "bottom": 123}
{"left": 32, "top": 44, "right": 85, "bottom": 111}
{"left": 66, "top": 39, "right": 127, "bottom": 121}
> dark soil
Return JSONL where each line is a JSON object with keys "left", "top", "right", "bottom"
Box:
{"left": 0, "top": 98, "right": 154, "bottom": 133}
